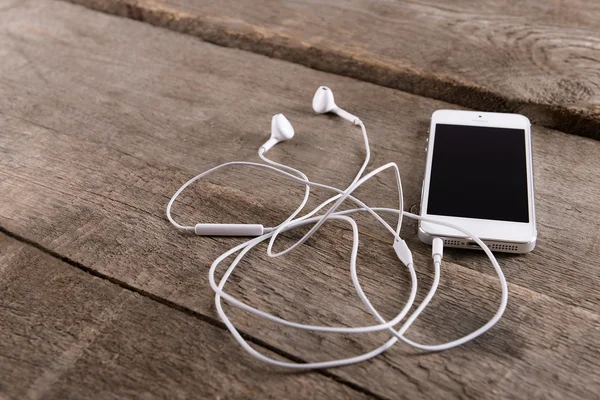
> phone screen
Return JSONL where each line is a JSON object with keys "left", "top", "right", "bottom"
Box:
{"left": 427, "top": 123, "right": 529, "bottom": 223}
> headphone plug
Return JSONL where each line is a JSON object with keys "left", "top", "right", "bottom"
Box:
{"left": 432, "top": 237, "right": 444, "bottom": 264}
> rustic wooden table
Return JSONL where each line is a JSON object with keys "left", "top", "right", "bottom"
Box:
{"left": 1, "top": 1, "right": 599, "bottom": 399}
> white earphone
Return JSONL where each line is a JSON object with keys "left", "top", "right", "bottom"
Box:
{"left": 167, "top": 86, "right": 508, "bottom": 369}
{"left": 261, "top": 113, "right": 295, "bottom": 153}
{"left": 312, "top": 86, "right": 361, "bottom": 125}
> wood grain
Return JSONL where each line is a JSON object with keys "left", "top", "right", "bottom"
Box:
{"left": 1, "top": 1, "right": 599, "bottom": 399}
{"left": 62, "top": 0, "right": 600, "bottom": 139}
{"left": 0, "top": 233, "right": 369, "bottom": 400}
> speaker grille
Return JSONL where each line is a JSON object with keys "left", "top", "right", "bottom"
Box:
{"left": 441, "top": 238, "right": 520, "bottom": 252}
{"left": 489, "top": 243, "right": 519, "bottom": 252}
{"left": 442, "top": 238, "right": 464, "bottom": 246}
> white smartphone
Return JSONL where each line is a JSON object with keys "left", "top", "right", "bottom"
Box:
{"left": 419, "top": 110, "right": 537, "bottom": 253}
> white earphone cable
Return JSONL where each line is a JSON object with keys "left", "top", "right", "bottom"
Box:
{"left": 166, "top": 103, "right": 507, "bottom": 369}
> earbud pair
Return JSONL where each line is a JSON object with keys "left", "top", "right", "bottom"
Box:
{"left": 260, "top": 86, "right": 361, "bottom": 153}
{"left": 168, "top": 85, "right": 506, "bottom": 369}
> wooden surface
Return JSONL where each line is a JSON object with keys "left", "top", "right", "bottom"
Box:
{"left": 0, "top": 0, "right": 599, "bottom": 399}
{"left": 0, "top": 233, "right": 366, "bottom": 400}
{"left": 64, "top": 0, "right": 600, "bottom": 139}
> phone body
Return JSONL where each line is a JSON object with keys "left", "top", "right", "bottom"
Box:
{"left": 419, "top": 110, "right": 537, "bottom": 253}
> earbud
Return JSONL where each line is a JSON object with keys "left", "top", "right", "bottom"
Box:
{"left": 312, "top": 86, "right": 361, "bottom": 125}
{"left": 260, "top": 114, "right": 295, "bottom": 153}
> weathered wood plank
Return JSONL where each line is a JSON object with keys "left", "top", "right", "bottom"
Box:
{"left": 0, "top": 233, "right": 370, "bottom": 400}
{"left": 1, "top": 1, "right": 599, "bottom": 399}
{"left": 63, "top": 0, "right": 600, "bottom": 139}
{"left": 2, "top": 0, "right": 599, "bottom": 313}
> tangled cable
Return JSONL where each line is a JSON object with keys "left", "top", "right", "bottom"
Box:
{"left": 166, "top": 87, "right": 508, "bottom": 369}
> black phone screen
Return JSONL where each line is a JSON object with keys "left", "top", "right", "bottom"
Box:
{"left": 426, "top": 124, "right": 529, "bottom": 223}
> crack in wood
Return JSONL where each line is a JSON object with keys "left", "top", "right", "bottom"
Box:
{"left": 0, "top": 225, "right": 388, "bottom": 400}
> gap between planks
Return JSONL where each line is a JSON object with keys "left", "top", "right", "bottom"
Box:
{"left": 0, "top": 225, "right": 387, "bottom": 400}
{"left": 62, "top": 0, "right": 600, "bottom": 139}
